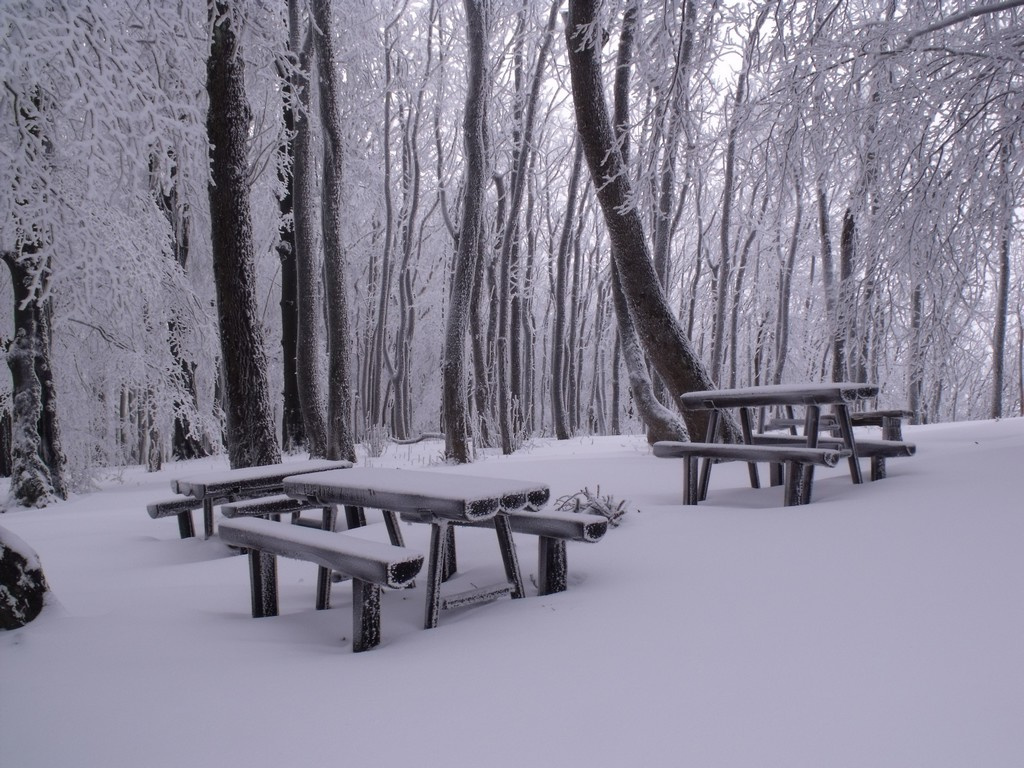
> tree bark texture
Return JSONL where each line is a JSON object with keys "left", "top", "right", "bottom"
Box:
{"left": 610, "top": 0, "right": 687, "bottom": 443}
{"left": 288, "top": 16, "right": 329, "bottom": 458}
{"left": 444, "top": 0, "right": 488, "bottom": 463}
{"left": 566, "top": 0, "right": 728, "bottom": 442}
{"left": 3, "top": 251, "right": 67, "bottom": 505}
{"left": 206, "top": 0, "right": 282, "bottom": 469}
{"left": 275, "top": 24, "right": 305, "bottom": 453}
{"left": 311, "top": 0, "right": 356, "bottom": 463}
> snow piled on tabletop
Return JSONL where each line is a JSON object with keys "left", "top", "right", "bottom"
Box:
{"left": 1, "top": 418, "right": 1022, "bottom": 768}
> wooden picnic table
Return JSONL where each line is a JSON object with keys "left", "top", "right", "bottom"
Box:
{"left": 170, "top": 459, "right": 352, "bottom": 538}
{"left": 679, "top": 382, "right": 879, "bottom": 503}
{"left": 283, "top": 468, "right": 550, "bottom": 629}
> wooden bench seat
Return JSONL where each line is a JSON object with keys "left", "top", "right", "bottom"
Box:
{"left": 221, "top": 494, "right": 334, "bottom": 528}
{"left": 447, "top": 508, "right": 608, "bottom": 596}
{"left": 849, "top": 409, "right": 912, "bottom": 440}
{"left": 218, "top": 517, "right": 424, "bottom": 652}
{"left": 147, "top": 497, "right": 205, "bottom": 539}
{"left": 751, "top": 433, "right": 916, "bottom": 480}
{"left": 653, "top": 441, "right": 851, "bottom": 506}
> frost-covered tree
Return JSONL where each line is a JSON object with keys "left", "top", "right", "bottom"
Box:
{"left": 206, "top": 0, "right": 281, "bottom": 468}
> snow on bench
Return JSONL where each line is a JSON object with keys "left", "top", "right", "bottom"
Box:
{"left": 653, "top": 441, "right": 851, "bottom": 506}
{"left": 445, "top": 507, "right": 608, "bottom": 596}
{"left": 218, "top": 517, "right": 423, "bottom": 652}
{"left": 751, "top": 434, "right": 916, "bottom": 481}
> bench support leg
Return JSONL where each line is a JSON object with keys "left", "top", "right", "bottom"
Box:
{"left": 537, "top": 537, "right": 567, "bottom": 595}
{"left": 176, "top": 511, "right": 196, "bottom": 539}
{"left": 248, "top": 549, "right": 278, "bottom": 618}
{"left": 871, "top": 457, "right": 886, "bottom": 481}
{"left": 352, "top": 579, "right": 382, "bottom": 652}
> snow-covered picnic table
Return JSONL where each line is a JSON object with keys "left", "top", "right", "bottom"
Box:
{"left": 165, "top": 459, "right": 352, "bottom": 538}
{"left": 660, "top": 382, "right": 910, "bottom": 505}
{"left": 283, "top": 468, "right": 552, "bottom": 629}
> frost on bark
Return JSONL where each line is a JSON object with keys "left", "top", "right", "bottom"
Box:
{"left": 311, "top": 0, "right": 356, "bottom": 463}
{"left": 443, "top": 0, "right": 489, "bottom": 464}
{"left": 3, "top": 250, "right": 67, "bottom": 506}
{"left": 206, "top": 1, "right": 281, "bottom": 469}
{"left": 288, "top": 17, "right": 329, "bottom": 459}
{"left": 566, "top": 0, "right": 729, "bottom": 442}
{"left": 0, "top": 525, "right": 48, "bottom": 629}
{"left": 6, "top": 330, "right": 56, "bottom": 507}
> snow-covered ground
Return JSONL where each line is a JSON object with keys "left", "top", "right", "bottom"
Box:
{"left": 2, "top": 418, "right": 1022, "bottom": 767}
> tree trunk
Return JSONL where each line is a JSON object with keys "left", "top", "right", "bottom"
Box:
{"left": 816, "top": 188, "right": 845, "bottom": 383}
{"left": 991, "top": 138, "right": 1014, "bottom": 418}
{"left": 550, "top": 141, "right": 584, "bottom": 440}
{"left": 567, "top": 0, "right": 728, "bottom": 442}
{"left": 773, "top": 182, "right": 802, "bottom": 385}
{"left": 443, "top": 0, "right": 489, "bottom": 463}
{"left": 290, "top": 12, "right": 328, "bottom": 457}
{"left": 276, "top": 8, "right": 306, "bottom": 453}
{"left": 206, "top": 0, "right": 281, "bottom": 469}
{"left": 311, "top": 0, "right": 356, "bottom": 463}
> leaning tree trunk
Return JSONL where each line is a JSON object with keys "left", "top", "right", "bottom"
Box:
{"left": 566, "top": 0, "right": 729, "bottom": 442}
{"left": 206, "top": 0, "right": 281, "bottom": 469}
{"left": 443, "top": 0, "right": 489, "bottom": 463}
{"left": 610, "top": 1, "right": 687, "bottom": 443}
{"left": 311, "top": 0, "right": 356, "bottom": 463}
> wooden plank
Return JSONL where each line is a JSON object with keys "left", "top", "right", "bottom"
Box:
{"left": 147, "top": 497, "right": 203, "bottom": 518}
{"left": 221, "top": 495, "right": 324, "bottom": 518}
{"left": 653, "top": 441, "right": 851, "bottom": 467}
{"left": 284, "top": 467, "right": 549, "bottom": 522}
{"left": 218, "top": 518, "right": 423, "bottom": 590}
{"left": 454, "top": 509, "right": 608, "bottom": 543}
{"left": 171, "top": 460, "right": 352, "bottom": 498}
{"left": 679, "top": 382, "right": 878, "bottom": 410}
{"left": 751, "top": 434, "right": 916, "bottom": 458}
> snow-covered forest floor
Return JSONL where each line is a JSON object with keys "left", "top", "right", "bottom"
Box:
{"left": 2, "top": 417, "right": 1022, "bottom": 767}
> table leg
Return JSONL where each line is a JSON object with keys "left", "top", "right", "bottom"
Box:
{"left": 345, "top": 505, "right": 366, "bottom": 528}
{"left": 800, "top": 405, "right": 821, "bottom": 504}
{"left": 739, "top": 407, "right": 760, "bottom": 489}
{"left": 494, "top": 514, "right": 525, "bottom": 599}
{"left": 833, "top": 405, "right": 864, "bottom": 484}
{"left": 698, "top": 410, "right": 721, "bottom": 501}
{"left": 424, "top": 520, "right": 449, "bottom": 629}
{"left": 203, "top": 498, "right": 215, "bottom": 540}
{"left": 315, "top": 506, "right": 338, "bottom": 611}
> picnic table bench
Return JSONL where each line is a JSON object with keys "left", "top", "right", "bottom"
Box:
{"left": 218, "top": 517, "right": 423, "bottom": 652}
{"left": 653, "top": 441, "right": 851, "bottom": 506}
{"left": 283, "top": 468, "right": 603, "bottom": 628}
{"left": 153, "top": 459, "right": 351, "bottom": 539}
{"left": 751, "top": 433, "right": 916, "bottom": 481}
{"left": 669, "top": 382, "right": 900, "bottom": 505}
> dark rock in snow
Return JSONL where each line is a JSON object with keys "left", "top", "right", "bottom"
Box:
{"left": 0, "top": 525, "right": 49, "bottom": 630}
